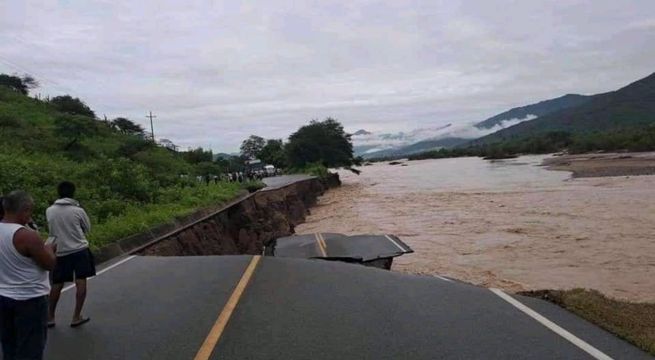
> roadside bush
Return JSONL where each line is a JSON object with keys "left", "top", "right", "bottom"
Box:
{"left": 289, "top": 162, "right": 329, "bottom": 179}
{"left": 88, "top": 182, "right": 244, "bottom": 247}
{"left": 0, "top": 114, "right": 21, "bottom": 128}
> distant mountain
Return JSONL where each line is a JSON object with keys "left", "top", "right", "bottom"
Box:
{"left": 474, "top": 94, "right": 591, "bottom": 129}
{"left": 352, "top": 129, "right": 372, "bottom": 136}
{"left": 354, "top": 74, "right": 655, "bottom": 160}
{"left": 362, "top": 137, "right": 469, "bottom": 159}
{"left": 352, "top": 124, "right": 453, "bottom": 157}
{"left": 401, "top": 137, "right": 470, "bottom": 153}
{"left": 474, "top": 72, "right": 655, "bottom": 144}
{"left": 213, "top": 152, "right": 236, "bottom": 161}
{"left": 356, "top": 94, "right": 591, "bottom": 159}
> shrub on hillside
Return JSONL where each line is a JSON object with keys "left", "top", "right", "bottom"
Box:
{"left": 54, "top": 114, "right": 98, "bottom": 139}
{"left": 0, "top": 74, "right": 37, "bottom": 95}
{"left": 0, "top": 114, "right": 21, "bottom": 128}
{"left": 49, "top": 95, "right": 95, "bottom": 118}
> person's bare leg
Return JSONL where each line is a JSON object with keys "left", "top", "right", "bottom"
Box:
{"left": 72, "top": 279, "right": 87, "bottom": 322}
{"left": 48, "top": 283, "right": 64, "bottom": 323}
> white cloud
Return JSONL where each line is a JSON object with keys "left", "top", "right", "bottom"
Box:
{"left": 0, "top": 1, "right": 653, "bottom": 151}
{"left": 352, "top": 115, "right": 537, "bottom": 152}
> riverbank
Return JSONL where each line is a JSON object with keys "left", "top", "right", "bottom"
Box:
{"left": 88, "top": 175, "right": 337, "bottom": 263}
{"left": 296, "top": 155, "right": 655, "bottom": 302}
{"left": 543, "top": 152, "right": 655, "bottom": 177}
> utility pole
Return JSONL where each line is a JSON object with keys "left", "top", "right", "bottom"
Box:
{"left": 146, "top": 111, "right": 156, "bottom": 142}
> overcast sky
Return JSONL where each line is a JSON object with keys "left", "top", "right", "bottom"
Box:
{"left": 1, "top": 1, "right": 654, "bottom": 152}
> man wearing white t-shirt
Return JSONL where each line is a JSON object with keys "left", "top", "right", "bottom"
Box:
{"left": 0, "top": 191, "right": 57, "bottom": 360}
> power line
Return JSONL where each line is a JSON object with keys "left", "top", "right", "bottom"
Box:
{"left": 0, "top": 55, "right": 69, "bottom": 90}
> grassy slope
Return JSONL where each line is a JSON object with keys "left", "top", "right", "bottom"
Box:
{"left": 523, "top": 289, "right": 655, "bottom": 356}
{"left": 0, "top": 87, "right": 246, "bottom": 249}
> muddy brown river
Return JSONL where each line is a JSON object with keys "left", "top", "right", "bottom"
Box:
{"left": 296, "top": 156, "right": 655, "bottom": 302}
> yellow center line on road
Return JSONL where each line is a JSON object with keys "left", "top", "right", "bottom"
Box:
{"left": 319, "top": 233, "right": 328, "bottom": 256}
{"left": 194, "top": 255, "right": 262, "bottom": 360}
{"left": 315, "top": 233, "right": 328, "bottom": 257}
{"left": 318, "top": 233, "right": 328, "bottom": 250}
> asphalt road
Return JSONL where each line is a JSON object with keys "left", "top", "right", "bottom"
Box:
{"left": 33, "top": 255, "right": 649, "bottom": 360}
{"left": 262, "top": 175, "right": 315, "bottom": 190}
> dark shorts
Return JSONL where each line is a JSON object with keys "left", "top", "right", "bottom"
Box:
{"left": 51, "top": 248, "right": 96, "bottom": 284}
{"left": 0, "top": 295, "right": 48, "bottom": 360}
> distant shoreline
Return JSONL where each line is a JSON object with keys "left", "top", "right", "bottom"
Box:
{"left": 542, "top": 152, "right": 655, "bottom": 178}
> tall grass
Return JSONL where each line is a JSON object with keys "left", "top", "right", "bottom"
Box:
{"left": 89, "top": 182, "right": 244, "bottom": 248}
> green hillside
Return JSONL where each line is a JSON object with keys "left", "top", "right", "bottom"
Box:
{"left": 474, "top": 94, "right": 592, "bottom": 129}
{"left": 475, "top": 72, "right": 655, "bottom": 144}
{"left": 0, "top": 85, "right": 246, "bottom": 249}
{"left": 408, "top": 72, "right": 655, "bottom": 161}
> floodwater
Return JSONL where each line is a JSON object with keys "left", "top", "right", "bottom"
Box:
{"left": 296, "top": 155, "right": 655, "bottom": 302}
{"left": 361, "top": 156, "right": 570, "bottom": 193}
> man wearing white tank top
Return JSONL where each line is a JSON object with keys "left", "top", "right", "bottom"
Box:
{"left": 0, "top": 191, "right": 57, "bottom": 360}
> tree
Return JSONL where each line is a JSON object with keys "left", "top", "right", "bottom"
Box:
{"left": 258, "top": 139, "right": 287, "bottom": 168}
{"left": 112, "top": 117, "right": 144, "bottom": 136}
{"left": 49, "top": 95, "right": 95, "bottom": 118}
{"left": 240, "top": 135, "right": 266, "bottom": 159}
{"left": 116, "top": 137, "right": 153, "bottom": 157}
{"left": 286, "top": 118, "right": 357, "bottom": 168}
{"left": 182, "top": 147, "right": 213, "bottom": 164}
{"left": 132, "top": 147, "right": 191, "bottom": 185}
{"left": 194, "top": 161, "right": 222, "bottom": 177}
{"left": 215, "top": 155, "right": 246, "bottom": 173}
{"left": 0, "top": 74, "right": 38, "bottom": 95}
{"left": 54, "top": 114, "right": 97, "bottom": 140}
{"left": 53, "top": 115, "right": 98, "bottom": 158}
{"left": 21, "top": 75, "right": 39, "bottom": 93}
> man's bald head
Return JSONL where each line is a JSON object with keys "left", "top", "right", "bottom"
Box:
{"left": 2, "top": 190, "right": 34, "bottom": 225}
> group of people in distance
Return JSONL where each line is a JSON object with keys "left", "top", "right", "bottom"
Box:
{"left": 0, "top": 181, "right": 95, "bottom": 360}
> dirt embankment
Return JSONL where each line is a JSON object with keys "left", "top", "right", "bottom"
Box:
{"left": 543, "top": 152, "right": 655, "bottom": 177}
{"left": 112, "top": 175, "right": 340, "bottom": 258}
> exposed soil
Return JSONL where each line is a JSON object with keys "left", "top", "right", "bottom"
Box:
{"left": 135, "top": 176, "right": 339, "bottom": 257}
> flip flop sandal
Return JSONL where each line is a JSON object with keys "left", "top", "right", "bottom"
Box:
{"left": 70, "top": 317, "right": 90, "bottom": 328}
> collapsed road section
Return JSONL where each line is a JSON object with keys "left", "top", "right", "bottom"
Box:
{"left": 265, "top": 233, "right": 414, "bottom": 269}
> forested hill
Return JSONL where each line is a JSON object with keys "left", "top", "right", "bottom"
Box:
{"left": 474, "top": 93, "right": 592, "bottom": 129}
{"left": 0, "top": 83, "right": 244, "bottom": 248}
{"left": 361, "top": 92, "right": 595, "bottom": 160}
{"left": 474, "top": 72, "right": 655, "bottom": 144}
